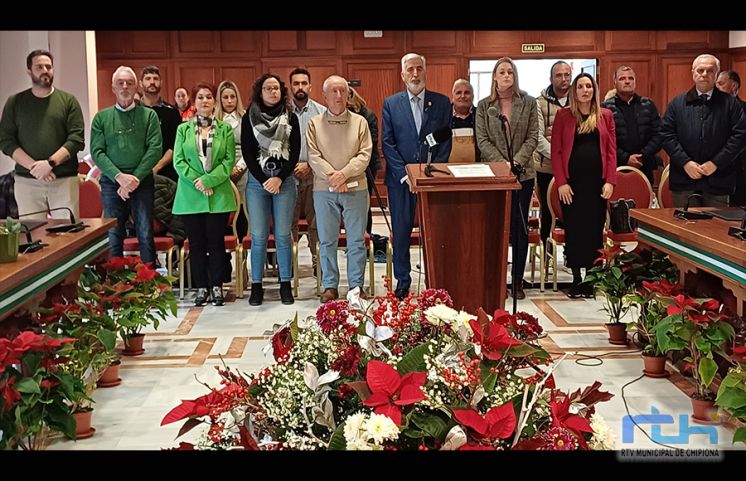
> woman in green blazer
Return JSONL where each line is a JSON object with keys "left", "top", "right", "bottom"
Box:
{"left": 173, "top": 82, "right": 236, "bottom": 306}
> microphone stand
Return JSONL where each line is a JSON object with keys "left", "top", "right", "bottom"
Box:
{"left": 499, "top": 116, "right": 527, "bottom": 315}
{"left": 728, "top": 206, "right": 746, "bottom": 241}
{"left": 424, "top": 146, "right": 451, "bottom": 177}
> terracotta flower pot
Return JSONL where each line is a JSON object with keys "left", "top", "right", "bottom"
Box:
{"left": 72, "top": 407, "right": 96, "bottom": 440}
{"left": 691, "top": 397, "right": 721, "bottom": 425}
{"left": 97, "top": 359, "right": 122, "bottom": 388}
{"left": 641, "top": 353, "right": 668, "bottom": 378}
{"left": 605, "top": 322, "right": 629, "bottom": 345}
{"left": 122, "top": 333, "right": 145, "bottom": 356}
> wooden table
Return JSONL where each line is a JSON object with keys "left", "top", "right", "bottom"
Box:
{"left": 0, "top": 218, "right": 115, "bottom": 324}
{"left": 630, "top": 208, "right": 746, "bottom": 315}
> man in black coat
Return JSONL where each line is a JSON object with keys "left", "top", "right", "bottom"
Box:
{"left": 602, "top": 66, "right": 663, "bottom": 185}
{"left": 716, "top": 70, "right": 746, "bottom": 206}
{"left": 661, "top": 54, "right": 746, "bottom": 208}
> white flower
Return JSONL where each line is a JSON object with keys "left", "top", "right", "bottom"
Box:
{"left": 424, "top": 304, "right": 458, "bottom": 326}
{"left": 454, "top": 310, "right": 475, "bottom": 331}
{"left": 589, "top": 413, "right": 616, "bottom": 450}
{"left": 343, "top": 412, "right": 368, "bottom": 445}
{"left": 347, "top": 438, "right": 374, "bottom": 450}
{"left": 364, "top": 413, "right": 399, "bottom": 445}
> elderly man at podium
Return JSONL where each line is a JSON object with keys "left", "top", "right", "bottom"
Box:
{"left": 382, "top": 53, "right": 452, "bottom": 300}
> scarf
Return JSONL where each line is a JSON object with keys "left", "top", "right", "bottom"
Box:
{"left": 249, "top": 101, "right": 292, "bottom": 170}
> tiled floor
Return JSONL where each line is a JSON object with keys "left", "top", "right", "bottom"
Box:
{"left": 46, "top": 216, "right": 746, "bottom": 451}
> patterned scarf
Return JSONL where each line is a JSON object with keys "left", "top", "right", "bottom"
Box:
{"left": 248, "top": 101, "right": 292, "bottom": 170}
{"left": 193, "top": 118, "right": 215, "bottom": 172}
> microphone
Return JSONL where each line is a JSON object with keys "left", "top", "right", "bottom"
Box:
{"left": 727, "top": 206, "right": 746, "bottom": 241}
{"left": 423, "top": 127, "right": 453, "bottom": 177}
{"left": 674, "top": 193, "right": 713, "bottom": 221}
{"left": 425, "top": 127, "right": 452, "bottom": 148}
{"left": 18, "top": 223, "right": 45, "bottom": 253}
{"left": 487, "top": 105, "right": 508, "bottom": 122}
{"left": 18, "top": 207, "right": 87, "bottom": 233}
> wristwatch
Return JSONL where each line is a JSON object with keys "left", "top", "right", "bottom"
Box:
{"left": 47, "top": 158, "right": 56, "bottom": 168}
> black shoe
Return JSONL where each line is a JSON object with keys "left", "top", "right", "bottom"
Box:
{"left": 194, "top": 288, "right": 209, "bottom": 306}
{"left": 211, "top": 286, "right": 224, "bottom": 306}
{"left": 513, "top": 280, "right": 526, "bottom": 300}
{"left": 280, "top": 281, "right": 294, "bottom": 305}
{"left": 249, "top": 283, "right": 264, "bottom": 306}
{"left": 567, "top": 283, "right": 583, "bottom": 299}
{"left": 395, "top": 288, "right": 409, "bottom": 301}
{"left": 581, "top": 283, "right": 595, "bottom": 298}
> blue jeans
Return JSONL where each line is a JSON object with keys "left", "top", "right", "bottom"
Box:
{"left": 510, "top": 179, "right": 535, "bottom": 283}
{"left": 100, "top": 175, "right": 155, "bottom": 264}
{"left": 246, "top": 174, "right": 297, "bottom": 283}
{"left": 314, "top": 189, "right": 369, "bottom": 290}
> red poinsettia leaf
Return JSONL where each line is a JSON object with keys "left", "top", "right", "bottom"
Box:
{"left": 374, "top": 403, "right": 402, "bottom": 425}
{"left": 394, "top": 383, "right": 426, "bottom": 406}
{"left": 453, "top": 409, "right": 488, "bottom": 435}
{"left": 575, "top": 381, "right": 614, "bottom": 407}
{"left": 366, "top": 360, "right": 401, "bottom": 397}
{"left": 476, "top": 308, "right": 491, "bottom": 337}
{"left": 177, "top": 418, "right": 203, "bottom": 438}
{"left": 512, "top": 437, "right": 545, "bottom": 450}
{"left": 458, "top": 444, "right": 496, "bottom": 450}
{"left": 161, "top": 400, "right": 199, "bottom": 425}
{"left": 732, "top": 346, "right": 746, "bottom": 355}
{"left": 564, "top": 414, "right": 593, "bottom": 434}
{"left": 399, "top": 371, "right": 426, "bottom": 389}
{"left": 545, "top": 374, "right": 556, "bottom": 390}
{"left": 700, "top": 298, "right": 721, "bottom": 311}
{"left": 238, "top": 426, "right": 260, "bottom": 450}
{"left": 163, "top": 442, "right": 196, "bottom": 451}
{"left": 482, "top": 349, "right": 504, "bottom": 361}
{"left": 485, "top": 403, "right": 517, "bottom": 439}
{"left": 363, "top": 392, "right": 390, "bottom": 408}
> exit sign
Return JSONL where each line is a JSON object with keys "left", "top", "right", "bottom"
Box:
{"left": 364, "top": 31, "right": 383, "bottom": 38}
{"left": 521, "top": 43, "right": 545, "bottom": 53}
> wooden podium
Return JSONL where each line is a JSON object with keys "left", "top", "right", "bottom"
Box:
{"left": 406, "top": 162, "right": 520, "bottom": 314}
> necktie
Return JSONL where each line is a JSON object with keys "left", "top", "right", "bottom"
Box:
{"left": 412, "top": 96, "right": 422, "bottom": 134}
{"left": 700, "top": 93, "right": 708, "bottom": 104}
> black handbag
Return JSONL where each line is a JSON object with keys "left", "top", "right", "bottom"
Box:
{"left": 609, "top": 199, "right": 637, "bottom": 234}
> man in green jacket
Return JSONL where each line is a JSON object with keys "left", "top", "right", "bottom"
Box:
{"left": 91, "top": 65, "right": 162, "bottom": 264}
{"left": 0, "top": 49, "right": 84, "bottom": 221}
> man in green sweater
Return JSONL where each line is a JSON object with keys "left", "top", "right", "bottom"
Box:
{"left": 307, "top": 75, "right": 372, "bottom": 303}
{"left": 90, "top": 66, "right": 162, "bottom": 264}
{"left": 0, "top": 49, "right": 84, "bottom": 221}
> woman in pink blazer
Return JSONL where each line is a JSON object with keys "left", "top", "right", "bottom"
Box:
{"left": 551, "top": 73, "right": 617, "bottom": 298}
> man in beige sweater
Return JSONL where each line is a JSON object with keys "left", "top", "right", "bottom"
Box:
{"left": 307, "top": 75, "right": 372, "bottom": 303}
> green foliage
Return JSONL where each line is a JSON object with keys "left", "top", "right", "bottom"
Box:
{"left": 716, "top": 365, "right": 746, "bottom": 443}
{"left": 0, "top": 217, "right": 21, "bottom": 235}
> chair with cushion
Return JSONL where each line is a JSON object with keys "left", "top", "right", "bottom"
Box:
{"left": 78, "top": 177, "right": 103, "bottom": 218}
{"left": 658, "top": 164, "right": 673, "bottom": 209}
{"left": 238, "top": 217, "right": 299, "bottom": 298}
{"left": 606, "top": 165, "right": 654, "bottom": 248}
{"left": 546, "top": 178, "right": 567, "bottom": 292}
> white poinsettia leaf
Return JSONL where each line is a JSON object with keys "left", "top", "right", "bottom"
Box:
{"left": 470, "top": 386, "right": 486, "bottom": 408}
{"left": 457, "top": 324, "right": 471, "bottom": 343}
{"left": 365, "top": 319, "right": 394, "bottom": 342}
{"left": 514, "top": 367, "right": 537, "bottom": 380}
{"left": 317, "top": 370, "right": 340, "bottom": 386}
{"left": 441, "top": 425, "right": 467, "bottom": 450}
{"left": 303, "top": 362, "right": 320, "bottom": 390}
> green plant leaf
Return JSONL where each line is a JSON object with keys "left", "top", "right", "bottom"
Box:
{"left": 733, "top": 427, "right": 746, "bottom": 444}
{"left": 97, "top": 328, "right": 117, "bottom": 352}
{"left": 15, "top": 377, "right": 41, "bottom": 395}
{"left": 396, "top": 343, "right": 429, "bottom": 374}
{"left": 715, "top": 387, "right": 746, "bottom": 410}
{"left": 481, "top": 370, "right": 498, "bottom": 394}
{"left": 327, "top": 423, "right": 347, "bottom": 450}
{"left": 699, "top": 357, "right": 718, "bottom": 391}
{"left": 411, "top": 411, "right": 451, "bottom": 440}
{"left": 290, "top": 312, "right": 299, "bottom": 342}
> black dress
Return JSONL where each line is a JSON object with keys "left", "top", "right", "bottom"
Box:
{"left": 561, "top": 121, "right": 606, "bottom": 269}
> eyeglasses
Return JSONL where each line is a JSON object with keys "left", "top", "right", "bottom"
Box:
{"left": 263, "top": 86, "right": 281, "bottom": 93}
{"left": 114, "top": 127, "right": 135, "bottom": 136}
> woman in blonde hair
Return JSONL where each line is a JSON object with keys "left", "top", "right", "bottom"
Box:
{"left": 215, "top": 80, "right": 249, "bottom": 238}
{"left": 475, "top": 56, "right": 538, "bottom": 300}
{"left": 551, "top": 73, "right": 617, "bottom": 298}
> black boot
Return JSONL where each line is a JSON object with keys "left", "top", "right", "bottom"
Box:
{"left": 211, "top": 286, "right": 225, "bottom": 306}
{"left": 249, "top": 283, "right": 264, "bottom": 306}
{"left": 194, "top": 288, "right": 209, "bottom": 306}
{"left": 280, "top": 281, "right": 294, "bottom": 305}
{"left": 514, "top": 279, "right": 526, "bottom": 300}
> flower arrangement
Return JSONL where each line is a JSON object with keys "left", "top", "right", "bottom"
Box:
{"left": 162, "top": 288, "right": 614, "bottom": 450}
{"left": 0, "top": 331, "right": 81, "bottom": 450}
{"left": 93, "top": 256, "right": 177, "bottom": 342}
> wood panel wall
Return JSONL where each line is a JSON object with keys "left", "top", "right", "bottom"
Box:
{"left": 96, "top": 30, "right": 733, "bottom": 196}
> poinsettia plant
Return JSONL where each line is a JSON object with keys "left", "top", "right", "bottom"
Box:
{"left": 0, "top": 331, "right": 82, "bottom": 450}
{"left": 93, "top": 256, "right": 177, "bottom": 342}
{"left": 653, "top": 294, "right": 735, "bottom": 400}
{"left": 715, "top": 361, "right": 746, "bottom": 444}
{"left": 626, "top": 279, "right": 684, "bottom": 356}
{"left": 161, "top": 288, "right": 615, "bottom": 450}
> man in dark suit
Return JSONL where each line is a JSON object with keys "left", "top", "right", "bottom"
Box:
{"left": 382, "top": 53, "right": 452, "bottom": 300}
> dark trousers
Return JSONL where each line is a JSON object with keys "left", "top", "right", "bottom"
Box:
{"left": 182, "top": 212, "right": 230, "bottom": 288}
{"left": 100, "top": 175, "right": 155, "bottom": 264}
{"left": 366, "top": 166, "right": 379, "bottom": 234}
{"left": 535, "top": 172, "right": 554, "bottom": 244}
{"left": 511, "top": 179, "right": 535, "bottom": 283}
{"left": 388, "top": 182, "right": 417, "bottom": 291}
